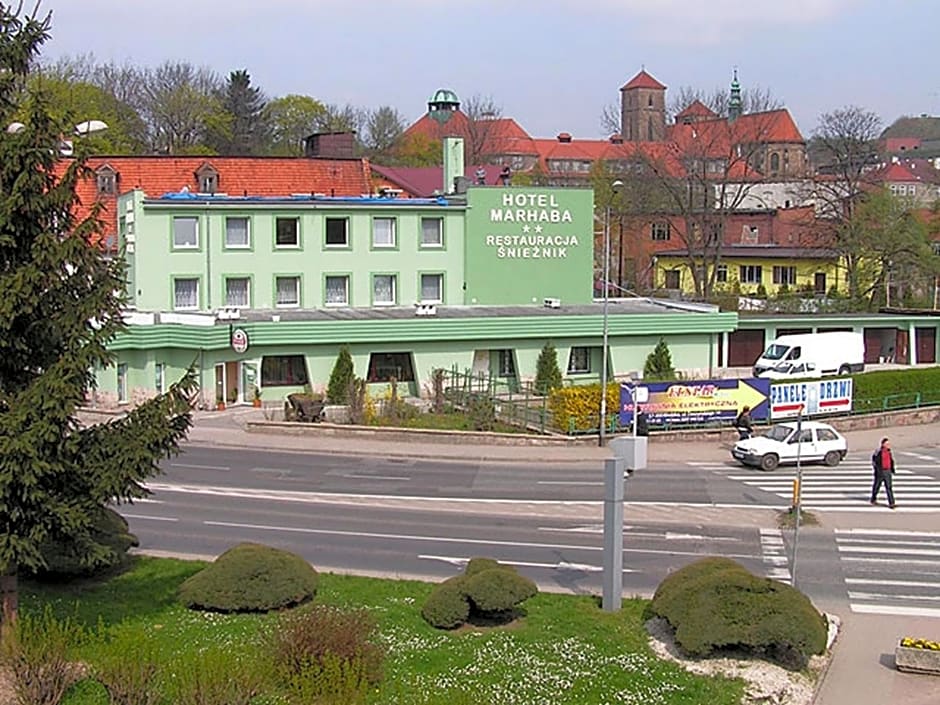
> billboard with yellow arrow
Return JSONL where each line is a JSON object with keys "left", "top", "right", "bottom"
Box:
{"left": 620, "top": 378, "right": 770, "bottom": 427}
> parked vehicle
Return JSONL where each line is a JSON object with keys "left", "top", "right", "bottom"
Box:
{"left": 731, "top": 420, "right": 848, "bottom": 471}
{"left": 753, "top": 332, "right": 865, "bottom": 380}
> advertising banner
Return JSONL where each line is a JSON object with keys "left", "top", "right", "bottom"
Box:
{"left": 769, "top": 378, "right": 853, "bottom": 419}
{"left": 619, "top": 378, "right": 771, "bottom": 427}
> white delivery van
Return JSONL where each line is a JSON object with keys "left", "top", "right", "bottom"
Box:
{"left": 753, "top": 332, "right": 865, "bottom": 379}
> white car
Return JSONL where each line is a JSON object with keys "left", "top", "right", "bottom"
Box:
{"left": 731, "top": 421, "right": 848, "bottom": 471}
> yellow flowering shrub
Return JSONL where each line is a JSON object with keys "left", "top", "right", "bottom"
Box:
{"left": 900, "top": 637, "right": 940, "bottom": 650}
{"left": 548, "top": 383, "right": 620, "bottom": 432}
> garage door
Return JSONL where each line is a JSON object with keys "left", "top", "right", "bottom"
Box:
{"left": 728, "top": 329, "right": 766, "bottom": 367}
{"left": 916, "top": 327, "right": 936, "bottom": 364}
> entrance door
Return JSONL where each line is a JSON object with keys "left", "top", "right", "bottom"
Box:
{"left": 241, "top": 361, "right": 260, "bottom": 403}
{"left": 214, "top": 363, "right": 226, "bottom": 405}
{"left": 814, "top": 272, "right": 827, "bottom": 295}
{"left": 916, "top": 327, "right": 937, "bottom": 364}
{"left": 895, "top": 329, "right": 910, "bottom": 365}
{"left": 727, "top": 329, "right": 765, "bottom": 367}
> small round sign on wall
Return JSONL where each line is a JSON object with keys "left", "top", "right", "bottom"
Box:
{"left": 231, "top": 327, "right": 249, "bottom": 354}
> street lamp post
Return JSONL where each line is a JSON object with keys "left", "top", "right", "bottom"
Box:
{"left": 599, "top": 180, "right": 623, "bottom": 447}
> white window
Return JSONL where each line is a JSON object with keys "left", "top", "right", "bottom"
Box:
{"left": 651, "top": 222, "right": 670, "bottom": 241}
{"left": 373, "top": 274, "right": 396, "bottom": 305}
{"left": 568, "top": 347, "right": 591, "bottom": 374}
{"left": 497, "top": 350, "right": 516, "bottom": 377}
{"left": 325, "top": 218, "right": 348, "bottom": 247}
{"left": 173, "top": 217, "right": 198, "bottom": 249}
{"left": 716, "top": 264, "right": 728, "bottom": 283}
{"left": 155, "top": 362, "right": 166, "bottom": 394}
{"left": 373, "top": 218, "right": 396, "bottom": 248}
{"left": 421, "top": 217, "right": 443, "bottom": 247}
{"left": 772, "top": 266, "right": 797, "bottom": 286}
{"left": 420, "top": 273, "right": 443, "bottom": 303}
{"left": 225, "top": 217, "right": 250, "bottom": 248}
{"left": 275, "top": 276, "right": 300, "bottom": 307}
{"left": 276, "top": 218, "right": 299, "bottom": 247}
{"left": 739, "top": 265, "right": 763, "bottom": 284}
{"left": 117, "top": 363, "right": 128, "bottom": 403}
{"left": 173, "top": 278, "right": 199, "bottom": 309}
{"left": 225, "top": 277, "right": 250, "bottom": 307}
{"left": 325, "top": 275, "right": 349, "bottom": 306}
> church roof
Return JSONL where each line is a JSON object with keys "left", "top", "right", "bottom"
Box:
{"left": 621, "top": 70, "right": 666, "bottom": 91}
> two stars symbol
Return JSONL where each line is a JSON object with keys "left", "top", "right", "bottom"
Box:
{"left": 521, "top": 225, "right": 544, "bottom": 234}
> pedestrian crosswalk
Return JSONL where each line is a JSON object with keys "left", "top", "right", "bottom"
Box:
{"left": 835, "top": 528, "right": 940, "bottom": 617}
{"left": 759, "top": 527, "right": 792, "bottom": 582}
{"left": 695, "top": 453, "right": 940, "bottom": 511}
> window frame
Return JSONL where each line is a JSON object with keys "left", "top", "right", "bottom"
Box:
{"left": 664, "top": 269, "right": 681, "bottom": 289}
{"left": 274, "top": 216, "right": 300, "bottom": 249}
{"left": 172, "top": 276, "right": 200, "bottom": 310}
{"left": 739, "top": 264, "right": 763, "bottom": 285}
{"left": 567, "top": 346, "right": 592, "bottom": 374}
{"left": 224, "top": 216, "right": 251, "bottom": 250}
{"left": 420, "top": 216, "right": 444, "bottom": 248}
{"left": 716, "top": 264, "right": 728, "bottom": 283}
{"left": 651, "top": 221, "right": 671, "bottom": 241}
{"left": 324, "top": 217, "right": 349, "bottom": 248}
{"left": 324, "top": 274, "right": 350, "bottom": 307}
{"left": 497, "top": 349, "right": 516, "bottom": 377}
{"left": 224, "top": 275, "right": 252, "bottom": 308}
{"left": 371, "top": 216, "right": 397, "bottom": 250}
{"left": 772, "top": 265, "right": 797, "bottom": 286}
{"left": 372, "top": 273, "right": 398, "bottom": 306}
{"left": 172, "top": 216, "right": 199, "bottom": 250}
{"left": 419, "top": 272, "right": 444, "bottom": 303}
{"left": 274, "top": 275, "right": 301, "bottom": 308}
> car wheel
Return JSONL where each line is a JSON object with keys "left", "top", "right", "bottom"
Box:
{"left": 838, "top": 365, "right": 851, "bottom": 375}
{"left": 760, "top": 454, "right": 779, "bottom": 471}
{"left": 824, "top": 450, "right": 841, "bottom": 467}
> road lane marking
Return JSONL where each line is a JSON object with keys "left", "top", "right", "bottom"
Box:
{"left": 170, "top": 463, "right": 230, "bottom": 471}
{"left": 847, "top": 578, "right": 940, "bottom": 589}
{"left": 836, "top": 528, "right": 940, "bottom": 538}
{"left": 418, "top": 555, "right": 613, "bottom": 573}
{"left": 537, "top": 480, "right": 604, "bottom": 486}
{"left": 849, "top": 591, "right": 940, "bottom": 602}
{"left": 121, "top": 514, "right": 178, "bottom": 522}
{"left": 202, "top": 520, "right": 764, "bottom": 561}
{"left": 837, "top": 545, "right": 940, "bottom": 557}
{"left": 851, "top": 604, "right": 940, "bottom": 617}
{"left": 343, "top": 474, "right": 410, "bottom": 481}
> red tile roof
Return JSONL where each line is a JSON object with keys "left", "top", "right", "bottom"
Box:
{"left": 65, "top": 156, "right": 373, "bottom": 248}
{"left": 402, "top": 112, "right": 539, "bottom": 156}
{"left": 675, "top": 100, "right": 718, "bottom": 120}
{"left": 621, "top": 70, "right": 667, "bottom": 91}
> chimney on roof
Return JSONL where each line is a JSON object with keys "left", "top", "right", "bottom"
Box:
{"left": 609, "top": 134, "right": 623, "bottom": 144}
{"left": 304, "top": 131, "right": 357, "bottom": 159}
{"left": 557, "top": 132, "right": 572, "bottom": 143}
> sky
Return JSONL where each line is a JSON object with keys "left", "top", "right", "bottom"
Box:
{"left": 39, "top": 0, "right": 940, "bottom": 140}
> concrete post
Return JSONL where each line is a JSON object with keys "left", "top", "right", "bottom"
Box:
{"left": 601, "top": 455, "right": 624, "bottom": 611}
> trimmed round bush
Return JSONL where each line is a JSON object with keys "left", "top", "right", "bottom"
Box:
{"left": 648, "top": 557, "right": 827, "bottom": 670}
{"left": 179, "top": 542, "right": 318, "bottom": 613}
{"left": 30, "top": 506, "right": 139, "bottom": 578}
{"left": 421, "top": 576, "right": 470, "bottom": 629}
{"left": 464, "top": 557, "right": 502, "bottom": 576}
{"left": 463, "top": 569, "right": 538, "bottom": 613}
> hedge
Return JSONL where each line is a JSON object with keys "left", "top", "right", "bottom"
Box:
{"left": 547, "top": 383, "right": 618, "bottom": 432}
{"left": 646, "top": 557, "right": 827, "bottom": 670}
{"left": 851, "top": 367, "right": 940, "bottom": 412}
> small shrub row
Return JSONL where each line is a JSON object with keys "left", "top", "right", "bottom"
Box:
{"left": 852, "top": 367, "right": 940, "bottom": 410}
{"left": 646, "top": 557, "right": 827, "bottom": 670}
{"left": 422, "top": 557, "right": 538, "bottom": 629}
{"left": 547, "top": 383, "right": 618, "bottom": 432}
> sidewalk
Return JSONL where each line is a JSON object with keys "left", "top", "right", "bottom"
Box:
{"left": 181, "top": 408, "right": 940, "bottom": 705}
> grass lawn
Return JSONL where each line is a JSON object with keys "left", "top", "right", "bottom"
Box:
{"left": 375, "top": 411, "right": 529, "bottom": 434}
{"left": 22, "top": 557, "right": 745, "bottom": 705}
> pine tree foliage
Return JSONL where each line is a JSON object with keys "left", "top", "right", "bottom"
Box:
{"left": 327, "top": 346, "right": 354, "bottom": 404}
{"left": 534, "top": 342, "right": 563, "bottom": 395}
{"left": 0, "top": 5, "right": 194, "bottom": 619}
{"left": 643, "top": 338, "right": 677, "bottom": 381}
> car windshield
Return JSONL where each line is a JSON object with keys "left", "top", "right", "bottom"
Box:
{"left": 762, "top": 344, "right": 790, "bottom": 361}
{"left": 762, "top": 425, "right": 794, "bottom": 442}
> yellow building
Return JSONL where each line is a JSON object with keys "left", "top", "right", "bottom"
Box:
{"left": 653, "top": 247, "right": 843, "bottom": 298}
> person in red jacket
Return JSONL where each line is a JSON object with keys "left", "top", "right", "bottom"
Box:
{"left": 870, "top": 437, "right": 896, "bottom": 509}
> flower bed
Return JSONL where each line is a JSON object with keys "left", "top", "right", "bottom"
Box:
{"left": 896, "top": 637, "right": 940, "bottom": 674}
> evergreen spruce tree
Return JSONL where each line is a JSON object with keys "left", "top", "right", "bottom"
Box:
{"left": 534, "top": 342, "right": 563, "bottom": 395}
{"left": 218, "top": 69, "right": 266, "bottom": 155}
{"left": 643, "top": 337, "right": 677, "bottom": 381}
{"left": 327, "top": 346, "right": 355, "bottom": 404}
{"left": 0, "top": 6, "right": 194, "bottom": 623}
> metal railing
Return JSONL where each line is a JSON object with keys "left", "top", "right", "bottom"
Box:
{"left": 437, "top": 366, "right": 554, "bottom": 434}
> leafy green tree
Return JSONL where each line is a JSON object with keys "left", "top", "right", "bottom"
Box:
{"left": 644, "top": 338, "right": 677, "bottom": 381}
{"left": 534, "top": 342, "right": 563, "bottom": 395}
{"left": 327, "top": 346, "right": 355, "bottom": 404}
{"left": 262, "top": 94, "right": 328, "bottom": 156}
{"left": 0, "top": 5, "right": 194, "bottom": 623}
{"left": 140, "top": 60, "right": 223, "bottom": 154}
{"left": 364, "top": 105, "right": 405, "bottom": 164}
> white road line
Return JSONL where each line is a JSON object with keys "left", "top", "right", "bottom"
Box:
{"left": 537, "top": 480, "right": 604, "bottom": 486}
{"left": 846, "top": 578, "right": 940, "bottom": 589}
{"left": 841, "top": 556, "right": 940, "bottom": 565}
{"left": 343, "top": 474, "right": 410, "bottom": 481}
{"left": 417, "top": 555, "right": 619, "bottom": 573}
{"left": 848, "top": 591, "right": 940, "bottom": 602}
{"left": 838, "top": 545, "right": 940, "bottom": 557}
{"left": 170, "top": 463, "right": 230, "bottom": 471}
{"left": 851, "top": 604, "right": 940, "bottom": 618}
{"left": 836, "top": 528, "right": 940, "bottom": 538}
{"left": 121, "top": 513, "right": 178, "bottom": 522}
